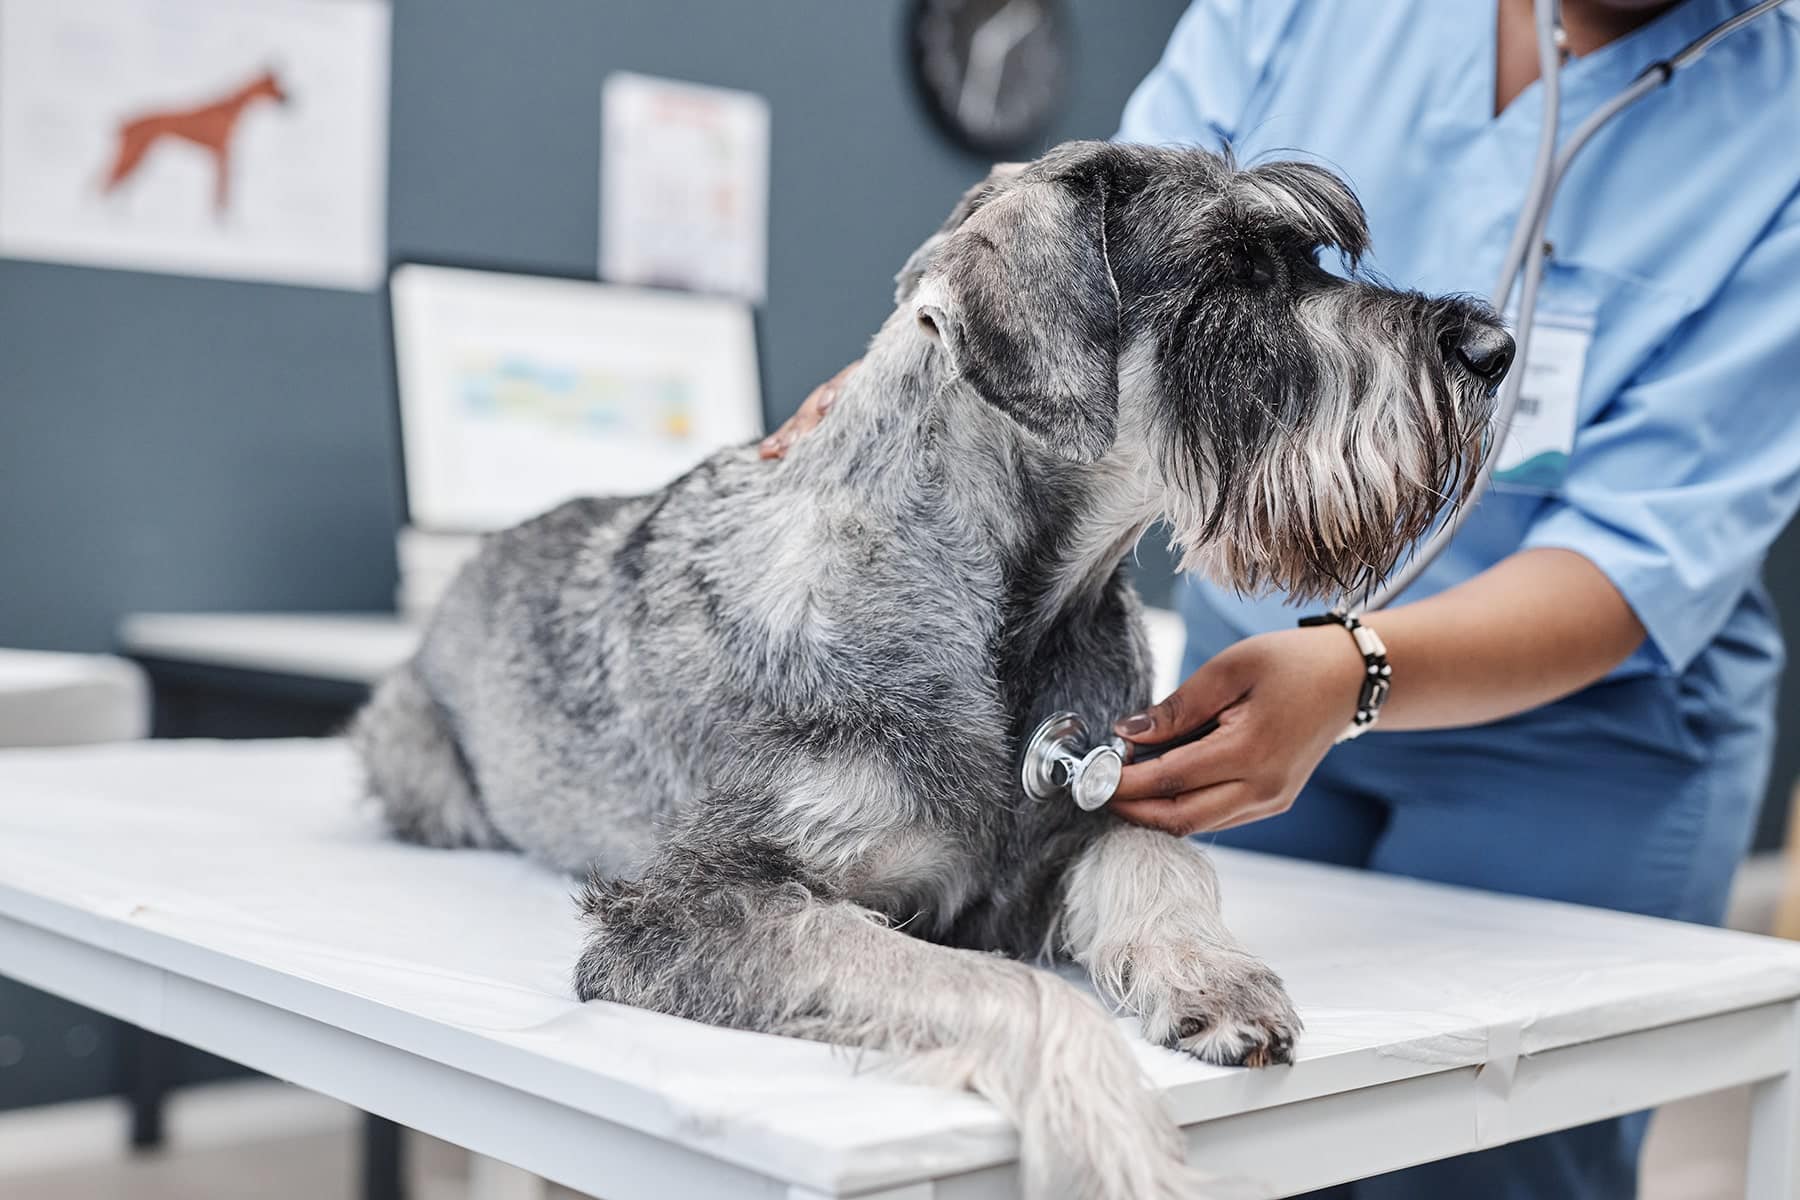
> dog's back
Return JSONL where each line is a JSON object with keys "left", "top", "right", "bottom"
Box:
{"left": 352, "top": 495, "right": 647, "bottom": 865}
{"left": 352, "top": 393, "right": 1040, "bottom": 888}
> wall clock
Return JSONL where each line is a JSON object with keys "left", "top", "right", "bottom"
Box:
{"left": 908, "top": 0, "right": 1069, "bottom": 156}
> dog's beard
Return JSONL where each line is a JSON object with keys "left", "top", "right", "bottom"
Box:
{"left": 1162, "top": 291, "right": 1494, "bottom": 604}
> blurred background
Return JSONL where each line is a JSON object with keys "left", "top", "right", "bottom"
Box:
{"left": 0, "top": 1, "right": 1796, "bottom": 1198}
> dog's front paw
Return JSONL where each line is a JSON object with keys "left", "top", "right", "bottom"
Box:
{"left": 1156, "top": 952, "right": 1300, "bottom": 1068}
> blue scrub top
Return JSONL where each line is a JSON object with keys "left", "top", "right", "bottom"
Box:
{"left": 1119, "top": 0, "right": 1800, "bottom": 759}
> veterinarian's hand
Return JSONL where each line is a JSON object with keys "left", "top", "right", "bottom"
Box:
{"left": 760, "top": 361, "right": 860, "bottom": 459}
{"left": 1107, "top": 627, "right": 1365, "bottom": 836}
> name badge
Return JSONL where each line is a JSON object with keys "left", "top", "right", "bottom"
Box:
{"left": 1491, "top": 312, "right": 1591, "bottom": 493}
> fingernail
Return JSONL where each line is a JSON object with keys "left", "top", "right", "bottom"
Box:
{"left": 1115, "top": 713, "right": 1153, "bottom": 737}
{"left": 818, "top": 388, "right": 838, "bottom": 412}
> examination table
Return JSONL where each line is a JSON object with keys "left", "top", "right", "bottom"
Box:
{"left": 2, "top": 738, "right": 1799, "bottom": 1198}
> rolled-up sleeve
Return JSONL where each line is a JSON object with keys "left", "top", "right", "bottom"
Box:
{"left": 1523, "top": 200, "right": 1800, "bottom": 673}
{"left": 1115, "top": 0, "right": 1301, "bottom": 151}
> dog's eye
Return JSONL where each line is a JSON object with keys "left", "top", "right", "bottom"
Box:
{"left": 1230, "top": 245, "right": 1277, "bottom": 288}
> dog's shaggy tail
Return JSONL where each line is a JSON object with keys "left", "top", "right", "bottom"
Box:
{"left": 893, "top": 967, "right": 1212, "bottom": 1200}
{"left": 576, "top": 840, "right": 1211, "bottom": 1200}
{"left": 348, "top": 664, "right": 509, "bottom": 851}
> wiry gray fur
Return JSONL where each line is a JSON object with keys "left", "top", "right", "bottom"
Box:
{"left": 351, "top": 142, "right": 1508, "bottom": 1199}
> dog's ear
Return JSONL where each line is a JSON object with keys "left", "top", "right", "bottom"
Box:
{"left": 906, "top": 148, "right": 1122, "bottom": 464}
{"left": 893, "top": 162, "right": 1027, "bottom": 306}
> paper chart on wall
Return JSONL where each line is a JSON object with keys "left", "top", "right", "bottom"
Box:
{"left": 601, "top": 72, "right": 770, "bottom": 303}
{"left": 0, "top": 0, "right": 390, "bottom": 290}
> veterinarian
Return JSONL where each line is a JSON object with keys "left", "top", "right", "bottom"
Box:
{"left": 766, "top": 0, "right": 1800, "bottom": 1195}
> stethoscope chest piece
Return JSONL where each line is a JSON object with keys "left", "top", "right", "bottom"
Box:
{"left": 1021, "top": 711, "right": 1124, "bottom": 812}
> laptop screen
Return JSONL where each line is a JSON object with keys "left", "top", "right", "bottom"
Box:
{"left": 390, "top": 262, "right": 761, "bottom": 534}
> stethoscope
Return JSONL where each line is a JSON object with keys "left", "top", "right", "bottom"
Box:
{"left": 1022, "top": 711, "right": 1222, "bottom": 811}
{"left": 1024, "top": 0, "right": 1790, "bottom": 811}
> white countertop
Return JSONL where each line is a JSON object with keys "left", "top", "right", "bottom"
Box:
{"left": 0, "top": 649, "right": 148, "bottom": 746}
{"left": 2, "top": 739, "right": 1798, "bottom": 1196}
{"left": 118, "top": 612, "right": 420, "bottom": 685}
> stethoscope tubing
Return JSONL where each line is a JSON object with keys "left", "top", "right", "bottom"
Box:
{"left": 1029, "top": 0, "right": 1790, "bottom": 809}
{"left": 1352, "top": 0, "right": 1788, "bottom": 615}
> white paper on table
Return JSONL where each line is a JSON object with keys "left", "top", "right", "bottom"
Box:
{"left": 601, "top": 72, "right": 770, "bottom": 303}
{"left": 390, "top": 263, "right": 763, "bottom": 534}
{"left": 0, "top": 0, "right": 390, "bottom": 291}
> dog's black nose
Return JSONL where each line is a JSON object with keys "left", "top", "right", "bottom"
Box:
{"left": 1453, "top": 326, "right": 1515, "bottom": 384}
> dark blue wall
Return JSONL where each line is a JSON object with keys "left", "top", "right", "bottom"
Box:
{"left": 0, "top": 0, "right": 1190, "bottom": 652}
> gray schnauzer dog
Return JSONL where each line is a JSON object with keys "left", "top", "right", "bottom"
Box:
{"left": 352, "top": 141, "right": 1510, "bottom": 1198}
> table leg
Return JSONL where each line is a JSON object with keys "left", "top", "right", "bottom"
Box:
{"left": 1747, "top": 999, "right": 1800, "bottom": 1198}
{"left": 123, "top": 1026, "right": 173, "bottom": 1151}
{"left": 361, "top": 1113, "right": 407, "bottom": 1200}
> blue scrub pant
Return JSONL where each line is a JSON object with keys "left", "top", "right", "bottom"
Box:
{"left": 1187, "top": 647, "right": 1774, "bottom": 1199}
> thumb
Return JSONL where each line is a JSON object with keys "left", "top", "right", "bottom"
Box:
{"left": 1114, "top": 655, "right": 1246, "bottom": 743}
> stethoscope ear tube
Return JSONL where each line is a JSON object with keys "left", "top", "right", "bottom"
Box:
{"left": 1354, "top": 0, "right": 1565, "bottom": 614}
{"left": 1025, "top": 0, "right": 1786, "bottom": 814}
{"left": 1354, "top": 0, "right": 1786, "bottom": 616}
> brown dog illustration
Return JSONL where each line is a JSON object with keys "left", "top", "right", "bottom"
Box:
{"left": 102, "top": 68, "right": 290, "bottom": 216}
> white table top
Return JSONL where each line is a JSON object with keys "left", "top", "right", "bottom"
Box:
{"left": 117, "top": 609, "right": 1193, "bottom": 698}
{"left": 118, "top": 612, "right": 420, "bottom": 685}
{"left": 0, "top": 649, "right": 147, "bottom": 746}
{"left": 3, "top": 739, "right": 1799, "bottom": 1195}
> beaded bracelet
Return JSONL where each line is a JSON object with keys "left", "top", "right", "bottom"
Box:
{"left": 1297, "top": 609, "right": 1391, "bottom": 742}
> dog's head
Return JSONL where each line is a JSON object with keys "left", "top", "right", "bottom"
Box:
{"left": 896, "top": 141, "right": 1510, "bottom": 602}
{"left": 253, "top": 68, "right": 291, "bottom": 107}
